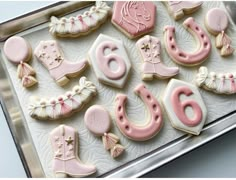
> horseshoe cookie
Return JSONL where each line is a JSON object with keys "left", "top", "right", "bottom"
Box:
{"left": 164, "top": 17, "right": 211, "bottom": 66}
{"left": 115, "top": 84, "right": 163, "bottom": 141}
{"left": 196, "top": 66, "right": 236, "bottom": 94}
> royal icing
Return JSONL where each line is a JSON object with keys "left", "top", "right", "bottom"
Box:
{"left": 34, "top": 40, "right": 88, "bottom": 86}
{"left": 115, "top": 84, "right": 163, "bottom": 141}
{"left": 163, "top": 79, "right": 207, "bottom": 135}
{"left": 50, "top": 125, "right": 96, "bottom": 178}
{"left": 196, "top": 66, "right": 236, "bottom": 94}
{"left": 165, "top": 1, "right": 202, "bottom": 20}
{"left": 88, "top": 34, "right": 131, "bottom": 88}
{"left": 49, "top": 2, "right": 111, "bottom": 37}
{"left": 3, "top": 36, "right": 37, "bottom": 88}
{"left": 28, "top": 77, "right": 97, "bottom": 120}
{"left": 136, "top": 35, "right": 179, "bottom": 80}
{"left": 164, "top": 17, "right": 211, "bottom": 66}
{"left": 205, "top": 8, "right": 234, "bottom": 56}
{"left": 111, "top": 1, "right": 156, "bottom": 39}
{"left": 84, "top": 105, "right": 124, "bottom": 158}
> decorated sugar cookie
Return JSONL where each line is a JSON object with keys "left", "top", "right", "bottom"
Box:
{"left": 111, "top": 1, "right": 156, "bottom": 39}
{"left": 34, "top": 40, "right": 88, "bottom": 86}
{"left": 3, "top": 36, "right": 37, "bottom": 88}
{"left": 164, "top": 17, "right": 211, "bottom": 66}
{"left": 163, "top": 79, "right": 207, "bottom": 135}
{"left": 88, "top": 34, "right": 131, "bottom": 88}
{"left": 50, "top": 125, "right": 96, "bottom": 178}
{"left": 28, "top": 77, "right": 96, "bottom": 120}
{"left": 49, "top": 2, "right": 111, "bottom": 37}
{"left": 84, "top": 105, "right": 125, "bottom": 158}
{"left": 164, "top": 1, "right": 203, "bottom": 21}
{"left": 115, "top": 84, "right": 163, "bottom": 141}
{"left": 196, "top": 66, "right": 236, "bottom": 94}
{"left": 136, "top": 35, "right": 179, "bottom": 80}
{"left": 205, "top": 8, "right": 234, "bottom": 56}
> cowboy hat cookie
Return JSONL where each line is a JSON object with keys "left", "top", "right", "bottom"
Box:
{"left": 111, "top": 1, "right": 156, "bottom": 39}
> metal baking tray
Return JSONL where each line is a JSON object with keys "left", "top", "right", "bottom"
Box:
{"left": 1, "top": 1, "right": 236, "bottom": 178}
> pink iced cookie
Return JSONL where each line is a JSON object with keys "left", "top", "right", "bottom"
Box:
{"left": 115, "top": 84, "right": 163, "bottom": 141}
{"left": 136, "top": 35, "right": 179, "bottom": 80}
{"left": 164, "top": 17, "right": 211, "bottom": 66}
{"left": 50, "top": 125, "right": 96, "bottom": 178}
{"left": 84, "top": 105, "right": 125, "bottom": 158}
{"left": 3, "top": 36, "right": 31, "bottom": 64}
{"left": 111, "top": 1, "right": 156, "bottom": 39}
{"left": 84, "top": 105, "right": 111, "bottom": 136}
{"left": 165, "top": 1, "right": 203, "bottom": 20}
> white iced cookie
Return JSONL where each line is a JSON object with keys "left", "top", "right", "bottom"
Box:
{"left": 136, "top": 35, "right": 179, "bottom": 80}
{"left": 84, "top": 105, "right": 125, "bottom": 158}
{"left": 164, "top": 1, "right": 202, "bottom": 21}
{"left": 28, "top": 77, "right": 97, "bottom": 120}
{"left": 49, "top": 2, "right": 111, "bottom": 37}
{"left": 162, "top": 79, "right": 207, "bottom": 135}
{"left": 88, "top": 34, "right": 131, "bottom": 88}
{"left": 205, "top": 8, "right": 234, "bottom": 56}
{"left": 196, "top": 66, "right": 236, "bottom": 94}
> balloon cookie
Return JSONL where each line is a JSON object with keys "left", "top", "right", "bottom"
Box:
{"left": 84, "top": 105, "right": 125, "bottom": 158}
{"left": 3, "top": 36, "right": 37, "bottom": 88}
{"left": 164, "top": 1, "right": 203, "bottom": 21}
{"left": 49, "top": 2, "right": 112, "bottom": 37}
{"left": 111, "top": 1, "right": 156, "bottom": 39}
{"left": 28, "top": 77, "right": 97, "bottom": 120}
{"left": 136, "top": 35, "right": 179, "bottom": 80}
{"left": 164, "top": 17, "right": 211, "bottom": 66}
{"left": 34, "top": 40, "right": 88, "bottom": 86}
{"left": 50, "top": 125, "right": 96, "bottom": 177}
{"left": 163, "top": 79, "right": 207, "bottom": 135}
{"left": 88, "top": 34, "right": 131, "bottom": 88}
{"left": 196, "top": 66, "right": 236, "bottom": 94}
{"left": 115, "top": 84, "right": 163, "bottom": 141}
{"left": 205, "top": 8, "right": 234, "bottom": 56}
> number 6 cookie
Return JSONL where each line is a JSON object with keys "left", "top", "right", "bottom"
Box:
{"left": 88, "top": 34, "right": 131, "bottom": 88}
{"left": 163, "top": 79, "right": 207, "bottom": 135}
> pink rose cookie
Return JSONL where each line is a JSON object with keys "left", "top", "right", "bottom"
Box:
{"left": 111, "top": 1, "right": 156, "bottom": 39}
{"left": 50, "top": 125, "right": 96, "bottom": 177}
{"left": 34, "top": 40, "right": 88, "bottom": 86}
{"left": 164, "top": 17, "right": 211, "bottom": 66}
{"left": 163, "top": 79, "right": 207, "bottom": 135}
{"left": 28, "top": 77, "right": 96, "bottom": 120}
{"left": 3, "top": 36, "right": 37, "bottom": 88}
{"left": 164, "top": 1, "right": 203, "bottom": 20}
{"left": 115, "top": 84, "right": 163, "bottom": 141}
{"left": 136, "top": 35, "right": 179, "bottom": 80}
{"left": 49, "top": 2, "right": 111, "bottom": 37}
{"left": 205, "top": 8, "right": 234, "bottom": 57}
{"left": 88, "top": 34, "right": 131, "bottom": 88}
{"left": 196, "top": 66, "right": 236, "bottom": 94}
{"left": 84, "top": 105, "right": 125, "bottom": 158}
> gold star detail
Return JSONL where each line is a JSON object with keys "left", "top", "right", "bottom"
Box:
{"left": 55, "top": 56, "right": 63, "bottom": 62}
{"left": 141, "top": 43, "right": 150, "bottom": 52}
{"left": 65, "top": 136, "right": 73, "bottom": 145}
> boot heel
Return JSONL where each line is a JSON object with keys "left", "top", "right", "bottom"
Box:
{"left": 55, "top": 172, "right": 67, "bottom": 178}
{"left": 142, "top": 74, "right": 154, "bottom": 81}
{"left": 173, "top": 9, "right": 184, "bottom": 20}
{"left": 56, "top": 76, "right": 70, "bottom": 86}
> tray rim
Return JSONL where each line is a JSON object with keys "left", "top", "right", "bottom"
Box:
{"left": 0, "top": 1, "right": 236, "bottom": 178}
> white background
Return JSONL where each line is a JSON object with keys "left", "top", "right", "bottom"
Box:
{"left": 0, "top": 2, "right": 236, "bottom": 178}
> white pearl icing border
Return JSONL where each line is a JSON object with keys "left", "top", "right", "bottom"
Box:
{"left": 49, "top": 2, "right": 112, "bottom": 37}
{"left": 28, "top": 77, "right": 97, "bottom": 120}
{"left": 196, "top": 66, "right": 236, "bottom": 94}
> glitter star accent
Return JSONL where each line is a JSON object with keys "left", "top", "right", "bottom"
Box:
{"left": 65, "top": 136, "right": 73, "bottom": 145}
{"left": 55, "top": 55, "right": 63, "bottom": 62}
{"left": 141, "top": 43, "right": 150, "bottom": 52}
